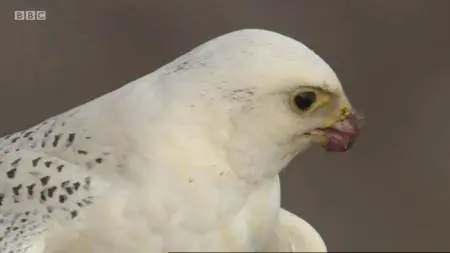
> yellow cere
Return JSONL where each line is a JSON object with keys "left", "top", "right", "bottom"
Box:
{"left": 323, "top": 99, "right": 352, "bottom": 128}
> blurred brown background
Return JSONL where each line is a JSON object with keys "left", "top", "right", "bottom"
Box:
{"left": 1, "top": 0, "right": 450, "bottom": 251}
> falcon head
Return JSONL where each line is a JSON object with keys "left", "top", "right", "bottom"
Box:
{"left": 152, "top": 29, "right": 364, "bottom": 178}
{"left": 175, "top": 29, "right": 363, "bottom": 151}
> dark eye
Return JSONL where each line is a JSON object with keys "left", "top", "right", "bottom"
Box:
{"left": 294, "top": 91, "right": 316, "bottom": 111}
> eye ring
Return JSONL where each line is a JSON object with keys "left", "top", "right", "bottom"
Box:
{"left": 293, "top": 91, "right": 317, "bottom": 111}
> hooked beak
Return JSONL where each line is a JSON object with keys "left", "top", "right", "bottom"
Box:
{"left": 319, "top": 111, "right": 363, "bottom": 152}
{"left": 307, "top": 108, "right": 363, "bottom": 152}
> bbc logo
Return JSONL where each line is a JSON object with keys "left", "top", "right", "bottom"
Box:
{"left": 14, "top": 10, "right": 47, "bottom": 21}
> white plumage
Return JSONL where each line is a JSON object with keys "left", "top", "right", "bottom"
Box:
{"left": 0, "top": 29, "right": 361, "bottom": 253}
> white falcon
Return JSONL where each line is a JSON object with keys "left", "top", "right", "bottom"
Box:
{"left": 0, "top": 29, "right": 362, "bottom": 253}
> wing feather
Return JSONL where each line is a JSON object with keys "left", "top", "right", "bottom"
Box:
{"left": 264, "top": 208, "right": 327, "bottom": 252}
